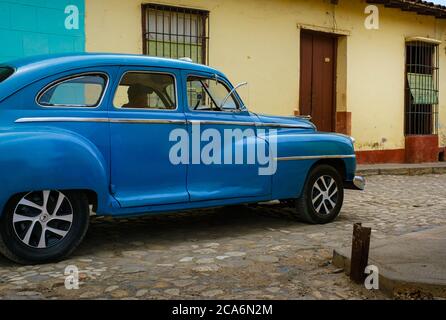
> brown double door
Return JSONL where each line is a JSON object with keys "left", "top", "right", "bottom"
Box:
{"left": 299, "top": 30, "right": 337, "bottom": 132}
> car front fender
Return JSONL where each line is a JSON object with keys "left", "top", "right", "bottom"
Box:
{"left": 271, "top": 130, "right": 357, "bottom": 199}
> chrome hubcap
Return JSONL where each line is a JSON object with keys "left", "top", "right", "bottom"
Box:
{"left": 311, "top": 176, "right": 338, "bottom": 215}
{"left": 13, "top": 191, "right": 73, "bottom": 249}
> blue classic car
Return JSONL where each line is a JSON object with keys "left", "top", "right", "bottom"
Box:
{"left": 0, "top": 54, "right": 364, "bottom": 264}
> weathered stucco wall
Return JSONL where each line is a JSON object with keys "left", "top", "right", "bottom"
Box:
{"left": 85, "top": 0, "right": 446, "bottom": 151}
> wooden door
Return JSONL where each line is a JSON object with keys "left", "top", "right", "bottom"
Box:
{"left": 300, "top": 30, "right": 337, "bottom": 132}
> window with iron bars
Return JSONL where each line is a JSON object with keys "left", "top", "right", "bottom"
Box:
{"left": 142, "top": 4, "right": 209, "bottom": 65}
{"left": 405, "top": 41, "right": 439, "bottom": 135}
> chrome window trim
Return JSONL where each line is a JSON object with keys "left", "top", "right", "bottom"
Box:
{"left": 36, "top": 72, "right": 110, "bottom": 109}
{"left": 276, "top": 155, "right": 356, "bottom": 161}
{"left": 113, "top": 70, "right": 179, "bottom": 112}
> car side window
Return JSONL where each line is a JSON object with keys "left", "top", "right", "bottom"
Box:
{"left": 187, "top": 76, "right": 239, "bottom": 112}
{"left": 38, "top": 74, "right": 107, "bottom": 107}
{"left": 113, "top": 72, "right": 176, "bottom": 110}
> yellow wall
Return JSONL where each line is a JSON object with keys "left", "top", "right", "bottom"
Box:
{"left": 85, "top": 0, "right": 446, "bottom": 151}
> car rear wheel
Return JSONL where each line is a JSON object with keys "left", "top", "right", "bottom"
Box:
{"left": 294, "top": 165, "right": 344, "bottom": 224}
{"left": 0, "top": 190, "right": 89, "bottom": 264}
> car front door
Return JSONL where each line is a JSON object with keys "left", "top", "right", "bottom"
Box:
{"left": 183, "top": 71, "right": 271, "bottom": 202}
{"left": 109, "top": 67, "right": 188, "bottom": 207}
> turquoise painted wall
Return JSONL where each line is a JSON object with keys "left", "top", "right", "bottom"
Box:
{"left": 0, "top": 0, "right": 85, "bottom": 63}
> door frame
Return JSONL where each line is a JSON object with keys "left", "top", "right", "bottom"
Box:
{"left": 299, "top": 28, "right": 338, "bottom": 132}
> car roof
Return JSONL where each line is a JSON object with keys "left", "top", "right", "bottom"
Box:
{"left": 0, "top": 53, "right": 227, "bottom": 103}
{"left": 5, "top": 53, "right": 223, "bottom": 74}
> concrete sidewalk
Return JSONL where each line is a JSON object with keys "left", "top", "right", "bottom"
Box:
{"left": 333, "top": 226, "right": 446, "bottom": 299}
{"left": 357, "top": 162, "right": 446, "bottom": 176}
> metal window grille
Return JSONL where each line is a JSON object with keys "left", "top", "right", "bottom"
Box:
{"left": 405, "top": 41, "right": 439, "bottom": 135}
{"left": 142, "top": 4, "right": 209, "bottom": 65}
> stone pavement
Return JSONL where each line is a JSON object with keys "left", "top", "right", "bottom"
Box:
{"left": 0, "top": 174, "right": 446, "bottom": 300}
{"left": 333, "top": 226, "right": 446, "bottom": 299}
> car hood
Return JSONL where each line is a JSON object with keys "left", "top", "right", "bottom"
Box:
{"left": 253, "top": 113, "right": 316, "bottom": 130}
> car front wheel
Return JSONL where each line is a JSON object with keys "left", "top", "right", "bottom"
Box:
{"left": 0, "top": 190, "right": 90, "bottom": 264}
{"left": 294, "top": 165, "right": 344, "bottom": 224}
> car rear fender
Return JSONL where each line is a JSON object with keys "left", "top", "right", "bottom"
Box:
{"left": 0, "top": 128, "right": 109, "bottom": 216}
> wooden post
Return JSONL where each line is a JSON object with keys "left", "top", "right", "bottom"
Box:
{"left": 350, "top": 223, "right": 372, "bottom": 284}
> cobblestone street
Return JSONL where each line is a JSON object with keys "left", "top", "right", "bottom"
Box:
{"left": 1, "top": 174, "right": 445, "bottom": 300}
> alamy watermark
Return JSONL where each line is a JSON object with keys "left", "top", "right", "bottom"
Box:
{"left": 364, "top": 265, "right": 379, "bottom": 290}
{"left": 64, "top": 264, "right": 108, "bottom": 290}
{"left": 364, "top": 5, "right": 380, "bottom": 30}
{"left": 65, "top": 5, "right": 80, "bottom": 30}
{"left": 64, "top": 265, "right": 79, "bottom": 290}
{"left": 169, "top": 124, "right": 278, "bottom": 176}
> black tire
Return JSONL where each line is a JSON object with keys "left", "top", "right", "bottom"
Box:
{"left": 0, "top": 191, "right": 90, "bottom": 264}
{"left": 294, "top": 165, "right": 344, "bottom": 224}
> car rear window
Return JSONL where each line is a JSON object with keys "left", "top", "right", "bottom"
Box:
{"left": 0, "top": 67, "right": 14, "bottom": 83}
{"left": 38, "top": 73, "right": 108, "bottom": 108}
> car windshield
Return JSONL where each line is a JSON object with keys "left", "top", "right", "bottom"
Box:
{"left": 0, "top": 67, "right": 14, "bottom": 83}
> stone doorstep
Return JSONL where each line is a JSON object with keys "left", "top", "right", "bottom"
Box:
{"left": 356, "top": 162, "right": 446, "bottom": 177}
{"left": 332, "top": 227, "right": 446, "bottom": 299}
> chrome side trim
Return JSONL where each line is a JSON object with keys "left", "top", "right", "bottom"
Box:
{"left": 187, "top": 120, "right": 309, "bottom": 129}
{"left": 111, "top": 118, "right": 186, "bottom": 125}
{"left": 15, "top": 117, "right": 312, "bottom": 129}
{"left": 188, "top": 120, "right": 256, "bottom": 126}
{"left": 15, "top": 117, "right": 187, "bottom": 125}
{"left": 257, "top": 123, "right": 311, "bottom": 129}
{"left": 276, "top": 155, "right": 356, "bottom": 161}
{"left": 15, "top": 117, "right": 109, "bottom": 123}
